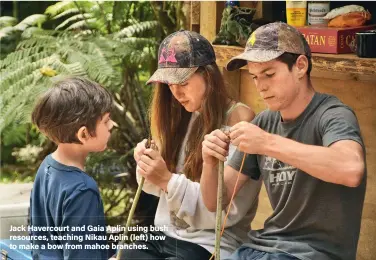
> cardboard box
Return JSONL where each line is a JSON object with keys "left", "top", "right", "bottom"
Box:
{"left": 296, "top": 25, "right": 376, "bottom": 54}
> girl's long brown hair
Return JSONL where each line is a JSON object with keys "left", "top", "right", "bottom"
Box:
{"left": 150, "top": 63, "right": 232, "bottom": 181}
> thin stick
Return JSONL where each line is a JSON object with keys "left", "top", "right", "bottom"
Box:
{"left": 116, "top": 177, "right": 144, "bottom": 260}
{"left": 209, "top": 153, "right": 246, "bottom": 260}
{"left": 116, "top": 139, "right": 152, "bottom": 260}
{"left": 214, "top": 160, "right": 224, "bottom": 260}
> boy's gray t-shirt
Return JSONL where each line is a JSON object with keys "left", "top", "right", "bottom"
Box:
{"left": 227, "top": 92, "right": 366, "bottom": 260}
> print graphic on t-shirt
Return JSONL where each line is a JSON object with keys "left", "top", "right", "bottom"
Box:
{"left": 263, "top": 156, "right": 297, "bottom": 186}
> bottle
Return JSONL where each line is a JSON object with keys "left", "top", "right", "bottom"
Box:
{"left": 308, "top": 1, "right": 330, "bottom": 25}
{"left": 286, "top": 1, "right": 307, "bottom": 27}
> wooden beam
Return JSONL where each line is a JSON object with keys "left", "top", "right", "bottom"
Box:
{"left": 213, "top": 45, "right": 376, "bottom": 83}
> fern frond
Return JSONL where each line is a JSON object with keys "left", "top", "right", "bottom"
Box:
{"left": 3, "top": 46, "right": 50, "bottom": 68}
{"left": 128, "top": 50, "right": 154, "bottom": 67}
{"left": 65, "top": 18, "right": 96, "bottom": 31}
{"left": 52, "top": 8, "right": 80, "bottom": 20}
{"left": 114, "top": 21, "right": 159, "bottom": 39}
{"left": 1, "top": 56, "right": 52, "bottom": 91}
{"left": 0, "top": 57, "right": 87, "bottom": 132}
{"left": 16, "top": 35, "right": 56, "bottom": 50}
{"left": 0, "top": 71, "right": 44, "bottom": 132}
{"left": 0, "top": 16, "right": 18, "bottom": 29}
{"left": 64, "top": 49, "right": 116, "bottom": 86}
{"left": 45, "top": 1, "right": 77, "bottom": 17}
{"left": 117, "top": 37, "right": 157, "bottom": 46}
{"left": 14, "top": 14, "right": 47, "bottom": 31}
{"left": 49, "top": 59, "right": 86, "bottom": 76}
{"left": 21, "top": 27, "right": 61, "bottom": 39}
{"left": 1, "top": 51, "right": 51, "bottom": 77}
{"left": 75, "top": 30, "right": 94, "bottom": 37}
{"left": 0, "top": 26, "right": 20, "bottom": 40}
{"left": 14, "top": 82, "right": 48, "bottom": 124}
{"left": 55, "top": 13, "right": 93, "bottom": 30}
{"left": 114, "top": 44, "right": 154, "bottom": 66}
{"left": 82, "top": 38, "right": 114, "bottom": 58}
{"left": 1, "top": 122, "right": 28, "bottom": 146}
{"left": 1, "top": 45, "right": 48, "bottom": 68}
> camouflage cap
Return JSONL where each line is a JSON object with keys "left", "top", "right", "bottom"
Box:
{"left": 147, "top": 30, "right": 216, "bottom": 85}
{"left": 226, "top": 22, "right": 311, "bottom": 71}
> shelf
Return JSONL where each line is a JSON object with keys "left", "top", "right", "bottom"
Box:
{"left": 213, "top": 45, "right": 376, "bottom": 82}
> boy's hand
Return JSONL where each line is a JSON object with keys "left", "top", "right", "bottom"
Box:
{"left": 137, "top": 148, "right": 172, "bottom": 192}
{"left": 229, "top": 121, "right": 269, "bottom": 154}
{"left": 202, "top": 129, "right": 230, "bottom": 165}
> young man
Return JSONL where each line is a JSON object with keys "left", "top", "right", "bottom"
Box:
{"left": 30, "top": 77, "right": 114, "bottom": 259}
{"left": 201, "top": 22, "right": 366, "bottom": 260}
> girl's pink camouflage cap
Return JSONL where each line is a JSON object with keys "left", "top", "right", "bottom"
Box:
{"left": 147, "top": 30, "right": 216, "bottom": 85}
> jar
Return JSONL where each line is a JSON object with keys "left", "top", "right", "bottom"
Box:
{"left": 308, "top": 1, "right": 330, "bottom": 25}
{"left": 356, "top": 30, "right": 376, "bottom": 58}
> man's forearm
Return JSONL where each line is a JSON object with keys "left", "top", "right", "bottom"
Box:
{"left": 262, "top": 133, "right": 364, "bottom": 187}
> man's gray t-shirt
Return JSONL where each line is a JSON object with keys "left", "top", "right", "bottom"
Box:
{"left": 228, "top": 92, "right": 366, "bottom": 260}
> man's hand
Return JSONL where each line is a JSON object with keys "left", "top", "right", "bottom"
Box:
{"left": 137, "top": 148, "right": 172, "bottom": 191}
{"left": 229, "top": 121, "right": 269, "bottom": 154}
{"left": 202, "top": 129, "right": 230, "bottom": 165}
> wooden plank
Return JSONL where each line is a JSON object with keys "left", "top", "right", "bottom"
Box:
{"left": 213, "top": 45, "right": 376, "bottom": 82}
{"left": 200, "top": 2, "right": 217, "bottom": 42}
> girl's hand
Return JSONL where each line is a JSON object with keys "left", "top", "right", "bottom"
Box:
{"left": 137, "top": 148, "right": 172, "bottom": 192}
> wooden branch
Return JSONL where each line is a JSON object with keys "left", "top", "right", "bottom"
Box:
{"left": 215, "top": 161, "right": 224, "bottom": 260}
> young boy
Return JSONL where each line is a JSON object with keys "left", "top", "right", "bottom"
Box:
{"left": 29, "top": 77, "right": 114, "bottom": 259}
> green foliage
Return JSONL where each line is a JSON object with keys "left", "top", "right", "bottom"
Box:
{"left": 14, "top": 14, "right": 47, "bottom": 30}
{"left": 85, "top": 150, "right": 135, "bottom": 226}
{"left": 0, "top": 16, "right": 18, "bottom": 28}
{"left": 114, "top": 21, "right": 159, "bottom": 39}
{"left": 45, "top": 1, "right": 77, "bottom": 17}
{"left": 1, "top": 0, "right": 187, "bottom": 226}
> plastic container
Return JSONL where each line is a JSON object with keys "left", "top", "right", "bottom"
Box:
{"left": 308, "top": 1, "right": 330, "bottom": 25}
{"left": 286, "top": 1, "right": 307, "bottom": 27}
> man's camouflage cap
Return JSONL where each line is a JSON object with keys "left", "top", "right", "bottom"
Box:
{"left": 147, "top": 30, "right": 216, "bottom": 85}
{"left": 226, "top": 22, "right": 311, "bottom": 71}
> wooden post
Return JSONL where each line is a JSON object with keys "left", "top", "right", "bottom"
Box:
{"left": 190, "top": 1, "right": 200, "bottom": 32}
{"left": 199, "top": 1, "right": 218, "bottom": 42}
